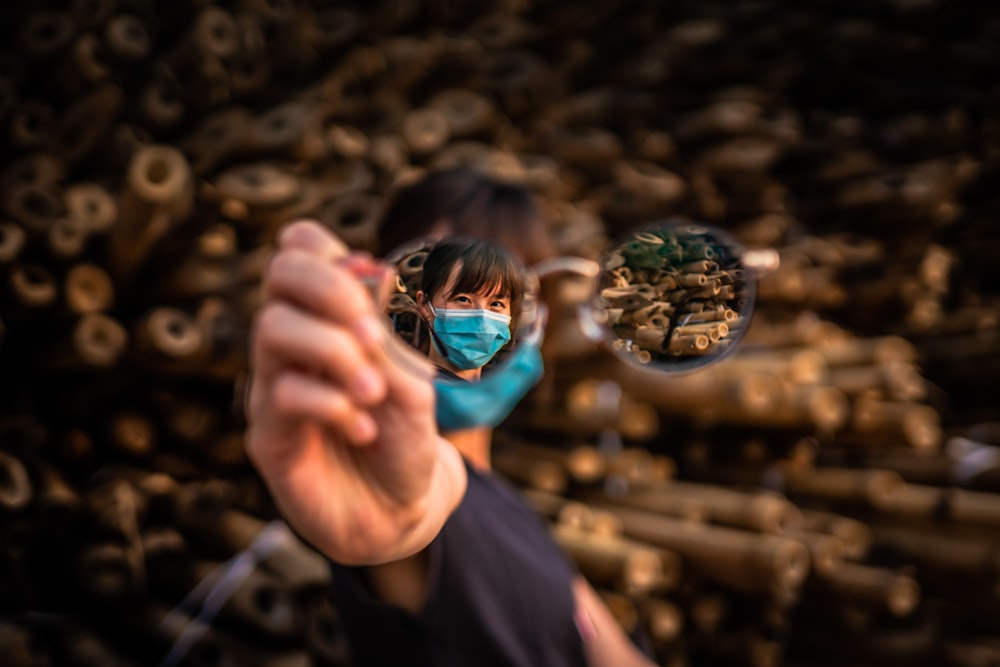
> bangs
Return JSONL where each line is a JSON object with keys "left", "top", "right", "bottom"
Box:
{"left": 423, "top": 238, "right": 525, "bottom": 304}
{"left": 448, "top": 247, "right": 523, "bottom": 301}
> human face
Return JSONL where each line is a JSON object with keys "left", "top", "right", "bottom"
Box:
{"left": 418, "top": 262, "right": 513, "bottom": 379}
{"left": 427, "top": 262, "right": 511, "bottom": 318}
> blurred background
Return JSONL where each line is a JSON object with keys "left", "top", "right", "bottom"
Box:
{"left": 1, "top": 0, "right": 999, "bottom": 665}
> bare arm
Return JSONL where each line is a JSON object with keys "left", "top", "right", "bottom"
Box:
{"left": 572, "top": 577, "right": 658, "bottom": 667}
{"left": 245, "top": 221, "right": 466, "bottom": 565}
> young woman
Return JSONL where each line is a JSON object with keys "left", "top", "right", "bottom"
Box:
{"left": 245, "top": 169, "right": 657, "bottom": 666}
{"left": 414, "top": 236, "right": 524, "bottom": 382}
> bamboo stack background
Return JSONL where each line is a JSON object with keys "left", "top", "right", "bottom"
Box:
{"left": 1, "top": 0, "right": 999, "bottom": 665}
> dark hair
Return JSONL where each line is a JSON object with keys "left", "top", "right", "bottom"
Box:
{"left": 378, "top": 167, "right": 556, "bottom": 266}
{"left": 421, "top": 237, "right": 525, "bottom": 330}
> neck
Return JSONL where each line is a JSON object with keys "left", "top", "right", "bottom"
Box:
{"left": 444, "top": 428, "right": 492, "bottom": 471}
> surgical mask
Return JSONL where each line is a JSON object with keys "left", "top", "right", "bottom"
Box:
{"left": 434, "top": 327, "right": 544, "bottom": 431}
{"left": 429, "top": 305, "right": 512, "bottom": 370}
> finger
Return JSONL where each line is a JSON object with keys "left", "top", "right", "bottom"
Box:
{"left": 270, "top": 371, "right": 378, "bottom": 444}
{"left": 264, "top": 248, "right": 387, "bottom": 352}
{"left": 254, "top": 302, "right": 386, "bottom": 406}
{"left": 277, "top": 219, "right": 350, "bottom": 261}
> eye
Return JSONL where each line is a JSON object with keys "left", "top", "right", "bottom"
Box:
{"left": 491, "top": 299, "right": 509, "bottom": 310}
{"left": 453, "top": 294, "right": 472, "bottom": 305}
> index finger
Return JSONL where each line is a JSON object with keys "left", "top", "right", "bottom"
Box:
{"left": 277, "top": 219, "right": 350, "bottom": 261}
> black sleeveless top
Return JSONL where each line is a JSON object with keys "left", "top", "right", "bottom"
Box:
{"left": 330, "top": 460, "right": 588, "bottom": 667}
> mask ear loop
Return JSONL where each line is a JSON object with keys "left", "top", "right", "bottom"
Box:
{"left": 419, "top": 297, "right": 457, "bottom": 366}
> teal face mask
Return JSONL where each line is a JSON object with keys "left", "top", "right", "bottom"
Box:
{"left": 434, "top": 330, "right": 544, "bottom": 431}
{"left": 430, "top": 305, "right": 512, "bottom": 370}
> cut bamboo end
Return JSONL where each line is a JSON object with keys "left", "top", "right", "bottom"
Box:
{"left": 0, "top": 450, "right": 33, "bottom": 511}
{"left": 770, "top": 538, "right": 811, "bottom": 589}
{"left": 127, "top": 144, "right": 192, "bottom": 204}
{"left": 0, "top": 223, "right": 26, "bottom": 263}
{"left": 66, "top": 263, "right": 114, "bottom": 314}
{"left": 11, "top": 264, "right": 57, "bottom": 308}
{"left": 73, "top": 313, "right": 127, "bottom": 368}
{"left": 141, "top": 308, "right": 205, "bottom": 359}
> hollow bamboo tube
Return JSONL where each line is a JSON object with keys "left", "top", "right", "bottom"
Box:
{"left": 614, "top": 356, "right": 780, "bottom": 419}
{"left": 46, "top": 216, "right": 89, "bottom": 260}
{"left": 165, "top": 6, "right": 239, "bottom": 68}
{"left": 598, "top": 589, "right": 640, "bottom": 635}
{"left": 579, "top": 487, "right": 706, "bottom": 523}
{"left": 716, "top": 348, "right": 829, "bottom": 385}
{"left": 815, "top": 335, "right": 917, "bottom": 367}
{"left": 51, "top": 312, "right": 127, "bottom": 369}
{"left": 556, "top": 501, "right": 624, "bottom": 537}
{"left": 0, "top": 450, "right": 32, "bottom": 511}
{"left": 552, "top": 524, "right": 665, "bottom": 597}
{"left": 319, "top": 191, "right": 383, "bottom": 253}
{"left": 151, "top": 246, "right": 244, "bottom": 303}
{"left": 247, "top": 102, "right": 310, "bottom": 154}
{"left": 188, "top": 559, "right": 298, "bottom": 638}
{"left": 879, "top": 482, "right": 1000, "bottom": 528}
{"left": 594, "top": 504, "right": 811, "bottom": 593}
{"left": 605, "top": 447, "right": 674, "bottom": 488}
{"left": 133, "top": 307, "right": 206, "bottom": 362}
{"left": 497, "top": 440, "right": 606, "bottom": 485}
{"left": 492, "top": 449, "right": 568, "bottom": 495}
{"left": 797, "top": 532, "right": 846, "bottom": 575}
{"left": 5, "top": 182, "right": 62, "bottom": 234}
{"left": 741, "top": 312, "right": 843, "bottom": 348}
{"left": 9, "top": 263, "right": 57, "bottom": 310}
{"left": 798, "top": 510, "right": 872, "bottom": 560}
{"left": 607, "top": 482, "right": 802, "bottom": 534}
{"left": 65, "top": 263, "right": 114, "bottom": 314}
{"left": 0, "top": 223, "right": 25, "bottom": 264}
{"left": 34, "top": 459, "right": 81, "bottom": 522}
{"left": 687, "top": 592, "right": 729, "bottom": 635}
{"left": 827, "top": 361, "right": 927, "bottom": 401}
{"left": 871, "top": 525, "right": 1000, "bottom": 586}
{"left": 428, "top": 88, "right": 495, "bottom": 136}
{"left": 107, "top": 411, "right": 156, "bottom": 458}
{"left": 153, "top": 392, "right": 219, "bottom": 445}
{"left": 169, "top": 503, "right": 330, "bottom": 588}
{"left": 109, "top": 144, "right": 193, "bottom": 282}
{"left": 2, "top": 152, "right": 64, "bottom": 189}
{"left": 948, "top": 487, "right": 1000, "bottom": 528}
{"left": 776, "top": 465, "right": 903, "bottom": 509}
{"left": 19, "top": 10, "right": 75, "bottom": 59}
{"left": 104, "top": 14, "right": 152, "bottom": 61}
{"left": 808, "top": 561, "right": 920, "bottom": 617}
{"left": 7, "top": 101, "right": 55, "bottom": 151}
{"left": 403, "top": 107, "right": 450, "bottom": 154}
{"left": 697, "top": 381, "right": 848, "bottom": 431}
{"left": 641, "top": 598, "right": 684, "bottom": 647}
{"left": 851, "top": 396, "right": 942, "bottom": 451}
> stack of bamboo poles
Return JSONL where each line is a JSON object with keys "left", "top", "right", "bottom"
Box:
{"left": 1, "top": 0, "right": 999, "bottom": 665}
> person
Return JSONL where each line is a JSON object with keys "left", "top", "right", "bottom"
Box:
{"left": 412, "top": 236, "right": 525, "bottom": 382}
{"left": 245, "top": 168, "right": 657, "bottom": 666}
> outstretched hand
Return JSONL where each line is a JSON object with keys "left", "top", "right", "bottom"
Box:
{"left": 245, "top": 221, "right": 466, "bottom": 565}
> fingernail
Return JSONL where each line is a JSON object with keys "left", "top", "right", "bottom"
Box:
{"left": 353, "top": 366, "right": 385, "bottom": 404}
